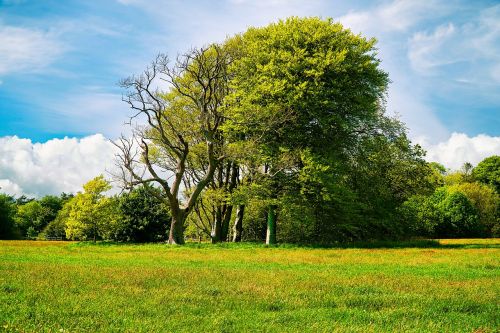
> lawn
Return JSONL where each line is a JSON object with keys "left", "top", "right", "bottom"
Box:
{"left": 0, "top": 239, "right": 499, "bottom": 332}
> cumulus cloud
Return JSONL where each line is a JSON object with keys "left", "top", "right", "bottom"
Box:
{"left": 419, "top": 133, "right": 500, "bottom": 170}
{"left": 0, "top": 25, "right": 65, "bottom": 75}
{"left": 0, "top": 134, "right": 118, "bottom": 197}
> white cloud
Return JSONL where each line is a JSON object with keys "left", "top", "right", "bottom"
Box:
{"left": 419, "top": 133, "right": 500, "bottom": 170}
{"left": 338, "top": 0, "right": 446, "bottom": 34}
{"left": 408, "top": 23, "right": 457, "bottom": 74}
{"left": 408, "top": 4, "right": 500, "bottom": 78}
{"left": 115, "top": 0, "right": 327, "bottom": 53}
{"left": 0, "top": 179, "right": 23, "bottom": 197}
{"left": 386, "top": 84, "right": 449, "bottom": 142}
{"left": 0, "top": 25, "right": 65, "bottom": 75}
{"left": 0, "top": 134, "right": 118, "bottom": 197}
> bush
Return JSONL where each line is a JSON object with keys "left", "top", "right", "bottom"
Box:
{"left": 113, "top": 186, "right": 170, "bottom": 242}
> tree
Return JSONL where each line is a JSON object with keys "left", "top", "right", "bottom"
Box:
{"left": 116, "top": 45, "right": 231, "bottom": 244}
{"left": 448, "top": 182, "right": 499, "bottom": 236}
{"left": 40, "top": 193, "right": 75, "bottom": 240}
{"left": 14, "top": 201, "right": 51, "bottom": 238}
{"left": 114, "top": 186, "right": 171, "bottom": 242}
{"left": 65, "top": 176, "right": 117, "bottom": 241}
{"left": 473, "top": 156, "right": 500, "bottom": 193}
{"left": 224, "top": 17, "right": 390, "bottom": 244}
{"left": 402, "top": 187, "right": 483, "bottom": 238}
{"left": 428, "top": 162, "right": 446, "bottom": 188}
{"left": 0, "top": 194, "right": 19, "bottom": 239}
{"left": 347, "top": 131, "right": 435, "bottom": 239}
{"left": 14, "top": 195, "right": 64, "bottom": 238}
{"left": 435, "top": 189, "right": 480, "bottom": 238}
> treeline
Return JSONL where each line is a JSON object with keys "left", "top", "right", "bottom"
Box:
{"left": 0, "top": 156, "right": 498, "bottom": 242}
{"left": 0, "top": 179, "right": 169, "bottom": 242}
{"left": 400, "top": 158, "right": 499, "bottom": 238}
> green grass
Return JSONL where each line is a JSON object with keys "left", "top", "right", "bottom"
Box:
{"left": 0, "top": 239, "right": 499, "bottom": 332}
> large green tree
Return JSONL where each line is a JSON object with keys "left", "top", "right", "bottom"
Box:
{"left": 224, "top": 17, "right": 405, "bottom": 244}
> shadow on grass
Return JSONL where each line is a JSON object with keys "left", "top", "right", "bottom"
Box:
{"left": 69, "top": 239, "right": 499, "bottom": 249}
{"left": 298, "top": 239, "right": 500, "bottom": 249}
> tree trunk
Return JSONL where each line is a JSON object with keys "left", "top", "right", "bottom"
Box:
{"left": 211, "top": 206, "right": 222, "bottom": 243}
{"left": 168, "top": 210, "right": 185, "bottom": 245}
{"left": 232, "top": 205, "right": 245, "bottom": 242}
{"left": 266, "top": 205, "right": 277, "bottom": 245}
{"left": 220, "top": 204, "right": 233, "bottom": 241}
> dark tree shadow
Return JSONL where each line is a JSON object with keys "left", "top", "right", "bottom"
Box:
{"left": 67, "top": 239, "right": 499, "bottom": 249}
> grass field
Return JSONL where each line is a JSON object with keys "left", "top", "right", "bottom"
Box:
{"left": 0, "top": 239, "right": 499, "bottom": 332}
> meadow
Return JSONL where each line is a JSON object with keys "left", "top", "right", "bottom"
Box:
{"left": 0, "top": 239, "right": 499, "bottom": 332}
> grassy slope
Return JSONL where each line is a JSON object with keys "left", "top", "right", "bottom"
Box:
{"left": 0, "top": 239, "right": 498, "bottom": 332}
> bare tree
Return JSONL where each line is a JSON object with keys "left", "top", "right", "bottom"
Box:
{"left": 114, "top": 45, "right": 230, "bottom": 244}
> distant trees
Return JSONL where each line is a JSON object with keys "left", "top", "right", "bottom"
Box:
{"left": 401, "top": 158, "right": 499, "bottom": 238}
{"left": 65, "top": 176, "right": 118, "bottom": 241}
{"left": 14, "top": 196, "right": 64, "bottom": 239}
{"left": 114, "top": 186, "right": 170, "bottom": 242}
{"left": 0, "top": 155, "right": 497, "bottom": 242}
{"left": 0, "top": 194, "right": 18, "bottom": 239}
{"left": 473, "top": 156, "right": 500, "bottom": 193}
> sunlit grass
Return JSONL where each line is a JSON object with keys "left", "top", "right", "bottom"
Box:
{"left": 0, "top": 239, "right": 498, "bottom": 332}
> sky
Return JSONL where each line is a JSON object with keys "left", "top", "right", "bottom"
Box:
{"left": 0, "top": 0, "right": 499, "bottom": 197}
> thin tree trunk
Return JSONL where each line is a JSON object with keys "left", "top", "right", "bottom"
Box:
{"left": 211, "top": 203, "right": 223, "bottom": 243}
{"left": 266, "top": 205, "right": 277, "bottom": 245}
{"left": 232, "top": 205, "right": 245, "bottom": 242}
{"left": 220, "top": 204, "right": 233, "bottom": 241}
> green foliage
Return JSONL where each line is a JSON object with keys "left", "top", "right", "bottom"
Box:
{"left": 402, "top": 186, "right": 484, "bottom": 238}
{"left": 448, "top": 182, "right": 499, "bottom": 237}
{"left": 14, "top": 201, "right": 52, "bottom": 238}
{"left": 0, "top": 194, "right": 19, "bottom": 239}
{"left": 41, "top": 201, "right": 72, "bottom": 240}
{"left": 444, "top": 171, "right": 466, "bottom": 186}
{"left": 428, "top": 162, "right": 446, "bottom": 188}
{"left": 434, "top": 189, "right": 480, "bottom": 237}
{"left": 38, "top": 193, "right": 73, "bottom": 239}
{"left": 12, "top": 194, "right": 66, "bottom": 239}
{"left": 114, "top": 186, "right": 170, "bottom": 242}
{"left": 226, "top": 17, "right": 389, "bottom": 153}
{"left": 473, "top": 155, "right": 500, "bottom": 193}
{"left": 65, "top": 176, "right": 118, "bottom": 241}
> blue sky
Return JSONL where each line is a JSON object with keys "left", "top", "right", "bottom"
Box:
{"left": 0, "top": 0, "right": 499, "bottom": 196}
